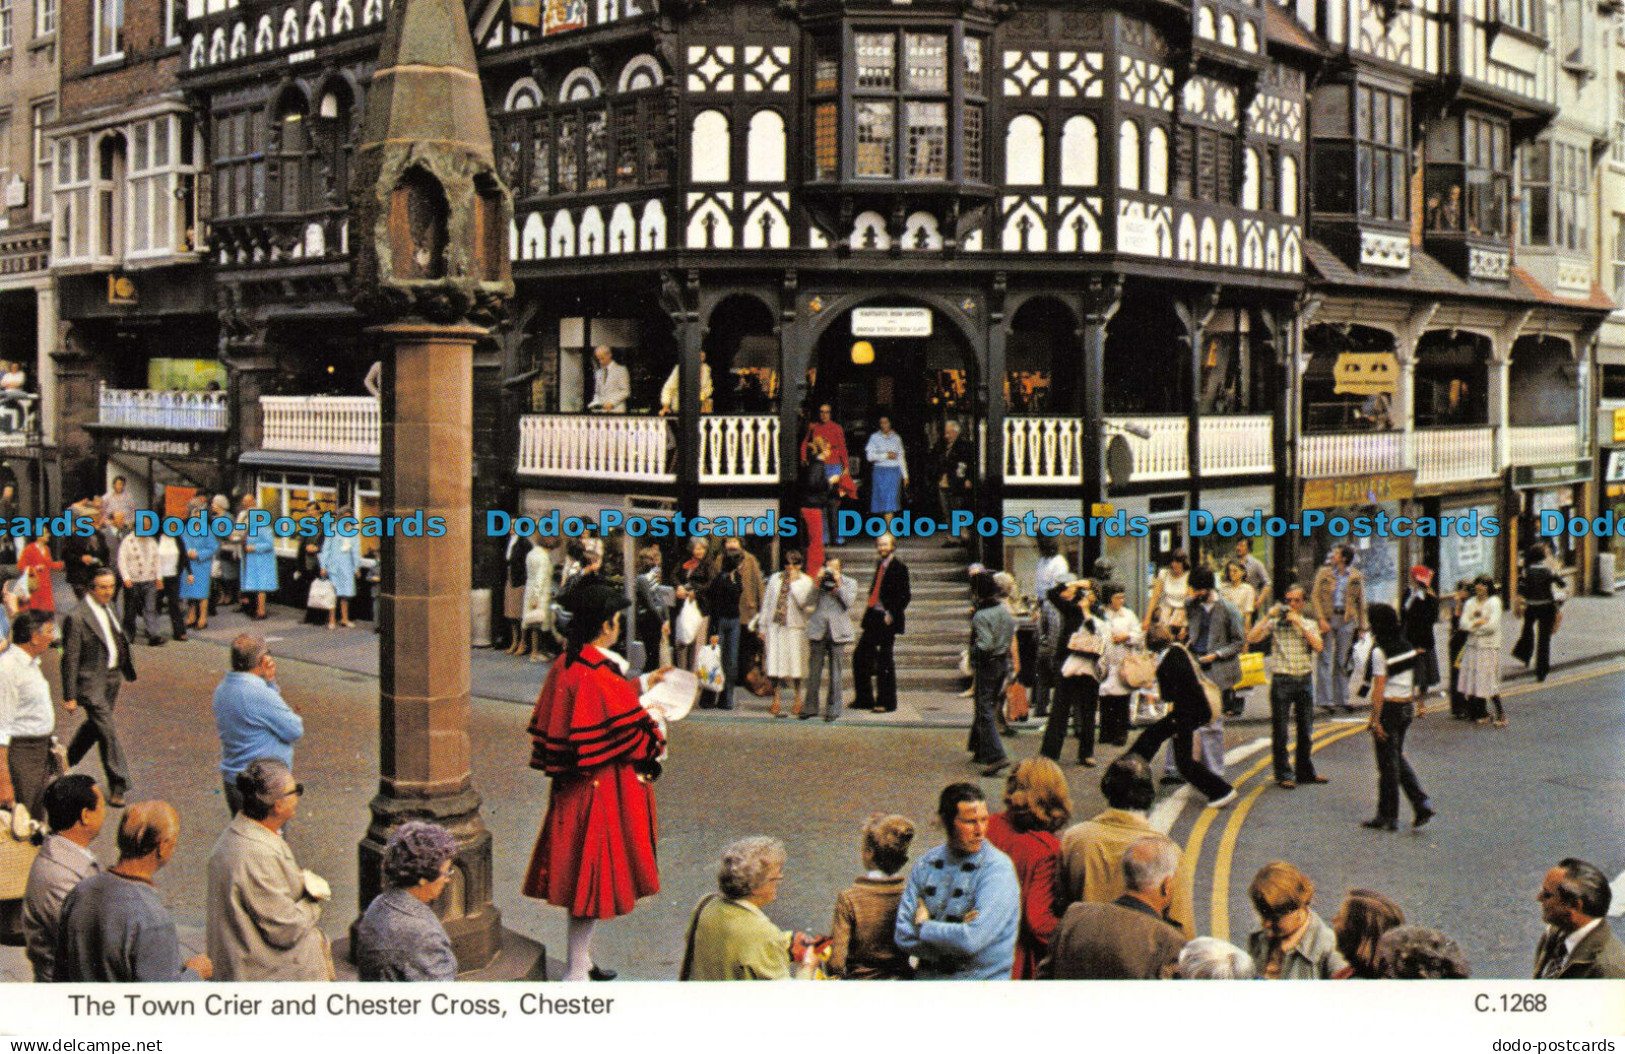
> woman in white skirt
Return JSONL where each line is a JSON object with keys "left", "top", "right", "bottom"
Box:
{"left": 756, "top": 549, "right": 816, "bottom": 717}
{"left": 1457, "top": 574, "right": 1505, "bottom": 726}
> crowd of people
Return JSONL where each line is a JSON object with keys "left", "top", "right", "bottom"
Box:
{"left": 670, "top": 766, "right": 1622, "bottom": 981}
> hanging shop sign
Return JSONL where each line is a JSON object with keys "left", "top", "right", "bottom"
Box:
{"left": 1332, "top": 351, "right": 1399, "bottom": 395}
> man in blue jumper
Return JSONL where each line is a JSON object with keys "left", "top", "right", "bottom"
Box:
{"left": 894, "top": 782, "right": 1019, "bottom": 979}
{"left": 213, "top": 634, "right": 303, "bottom": 816}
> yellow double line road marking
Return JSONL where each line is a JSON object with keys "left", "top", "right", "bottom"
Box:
{"left": 1173, "top": 722, "right": 1358, "bottom": 941}
{"left": 1186, "top": 659, "right": 1625, "bottom": 942}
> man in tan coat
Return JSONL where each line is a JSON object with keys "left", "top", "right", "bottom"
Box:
{"left": 206, "top": 758, "right": 331, "bottom": 981}
{"left": 1311, "top": 544, "right": 1366, "bottom": 714}
{"left": 1054, "top": 755, "right": 1195, "bottom": 937}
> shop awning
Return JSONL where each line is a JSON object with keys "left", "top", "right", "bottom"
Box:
{"left": 240, "top": 449, "right": 381, "bottom": 473}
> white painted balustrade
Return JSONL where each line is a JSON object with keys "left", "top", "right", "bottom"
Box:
{"left": 260, "top": 396, "right": 381, "bottom": 455}
{"left": 1199, "top": 415, "right": 1273, "bottom": 475}
{"left": 517, "top": 414, "right": 675, "bottom": 482}
{"left": 1507, "top": 424, "right": 1579, "bottom": 466}
{"left": 698, "top": 415, "right": 779, "bottom": 483}
{"left": 1004, "top": 417, "right": 1084, "bottom": 485}
{"left": 1104, "top": 416, "right": 1189, "bottom": 481}
{"left": 1409, "top": 427, "right": 1496, "bottom": 487}
{"left": 1299, "top": 431, "right": 1407, "bottom": 478}
{"left": 99, "top": 386, "right": 229, "bottom": 431}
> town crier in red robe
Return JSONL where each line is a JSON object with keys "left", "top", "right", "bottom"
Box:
{"left": 524, "top": 579, "right": 670, "bottom": 981}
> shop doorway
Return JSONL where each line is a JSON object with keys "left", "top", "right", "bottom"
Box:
{"left": 808, "top": 305, "right": 977, "bottom": 520}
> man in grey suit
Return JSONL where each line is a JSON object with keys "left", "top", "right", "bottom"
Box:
{"left": 587, "top": 345, "right": 631, "bottom": 413}
{"left": 804, "top": 557, "right": 857, "bottom": 723}
{"left": 61, "top": 568, "right": 138, "bottom": 806}
{"left": 23, "top": 775, "right": 105, "bottom": 981}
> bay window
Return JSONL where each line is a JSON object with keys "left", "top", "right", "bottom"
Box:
{"left": 806, "top": 23, "right": 984, "bottom": 185}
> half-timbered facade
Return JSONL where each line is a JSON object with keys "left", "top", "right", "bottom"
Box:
{"left": 162, "top": 0, "right": 1613, "bottom": 621}
{"left": 1292, "top": 0, "right": 1610, "bottom": 599}
{"left": 474, "top": 0, "right": 1318, "bottom": 603}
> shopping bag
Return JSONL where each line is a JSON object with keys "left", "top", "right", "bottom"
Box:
{"left": 1236, "top": 650, "right": 1266, "bottom": 689}
{"left": 675, "top": 598, "right": 703, "bottom": 647}
{"left": 1119, "top": 650, "right": 1158, "bottom": 689}
{"left": 1004, "top": 680, "right": 1030, "bottom": 723}
{"left": 307, "top": 577, "right": 337, "bottom": 611}
{"left": 695, "top": 643, "right": 726, "bottom": 693}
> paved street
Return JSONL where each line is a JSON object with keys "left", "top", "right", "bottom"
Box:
{"left": 4, "top": 589, "right": 1622, "bottom": 981}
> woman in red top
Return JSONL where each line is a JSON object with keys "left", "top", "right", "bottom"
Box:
{"left": 17, "top": 526, "right": 64, "bottom": 617}
{"left": 985, "top": 756, "right": 1072, "bottom": 978}
{"left": 523, "top": 579, "right": 670, "bottom": 982}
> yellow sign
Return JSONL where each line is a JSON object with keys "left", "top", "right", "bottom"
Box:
{"left": 1302, "top": 470, "right": 1416, "bottom": 510}
{"left": 1613, "top": 407, "right": 1625, "bottom": 443}
{"left": 1333, "top": 351, "right": 1399, "bottom": 396}
{"left": 107, "top": 274, "right": 137, "bottom": 305}
{"left": 1091, "top": 503, "right": 1116, "bottom": 518}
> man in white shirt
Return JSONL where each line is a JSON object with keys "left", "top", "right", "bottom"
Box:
{"left": 61, "top": 569, "right": 138, "bottom": 807}
{"left": 587, "top": 345, "right": 631, "bottom": 413}
{"left": 118, "top": 526, "right": 165, "bottom": 647}
{"left": 0, "top": 611, "right": 61, "bottom": 816}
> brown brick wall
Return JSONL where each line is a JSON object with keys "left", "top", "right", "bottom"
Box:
{"left": 59, "top": 0, "right": 186, "bottom": 118}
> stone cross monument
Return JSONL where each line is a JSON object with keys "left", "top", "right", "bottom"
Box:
{"left": 348, "top": 0, "right": 522, "bottom": 973}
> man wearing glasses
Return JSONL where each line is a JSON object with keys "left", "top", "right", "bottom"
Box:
{"left": 206, "top": 758, "right": 333, "bottom": 981}
{"left": 1246, "top": 586, "right": 1327, "bottom": 790}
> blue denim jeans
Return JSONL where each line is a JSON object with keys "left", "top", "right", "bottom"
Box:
{"left": 1315, "top": 615, "right": 1356, "bottom": 710}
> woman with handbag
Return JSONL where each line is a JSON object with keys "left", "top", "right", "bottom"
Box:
{"left": 1358, "top": 603, "right": 1434, "bottom": 831}
{"left": 1040, "top": 579, "right": 1105, "bottom": 767}
{"left": 967, "top": 572, "right": 1016, "bottom": 777}
{"left": 1096, "top": 582, "right": 1146, "bottom": 746}
{"left": 756, "top": 550, "right": 815, "bottom": 718}
{"left": 670, "top": 538, "right": 712, "bottom": 673}
{"left": 16, "top": 529, "right": 63, "bottom": 621}
{"left": 318, "top": 527, "right": 359, "bottom": 629}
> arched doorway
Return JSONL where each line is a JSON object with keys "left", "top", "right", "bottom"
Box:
{"left": 808, "top": 302, "right": 978, "bottom": 518}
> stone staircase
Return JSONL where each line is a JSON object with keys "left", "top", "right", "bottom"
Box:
{"left": 829, "top": 540, "right": 973, "bottom": 695}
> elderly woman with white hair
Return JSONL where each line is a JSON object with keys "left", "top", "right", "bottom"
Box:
{"left": 680, "top": 837, "right": 816, "bottom": 980}
{"left": 1179, "top": 937, "right": 1257, "bottom": 979}
{"left": 353, "top": 821, "right": 460, "bottom": 982}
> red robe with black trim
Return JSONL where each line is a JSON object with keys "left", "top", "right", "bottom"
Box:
{"left": 522, "top": 646, "right": 665, "bottom": 919}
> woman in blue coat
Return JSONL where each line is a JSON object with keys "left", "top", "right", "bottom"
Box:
{"left": 180, "top": 501, "right": 220, "bottom": 630}
{"left": 319, "top": 529, "right": 360, "bottom": 629}
{"left": 239, "top": 496, "right": 278, "bottom": 620}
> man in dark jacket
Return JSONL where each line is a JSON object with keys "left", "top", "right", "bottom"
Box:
{"left": 934, "top": 421, "right": 974, "bottom": 547}
{"left": 852, "top": 533, "right": 910, "bottom": 713}
{"left": 1533, "top": 857, "right": 1625, "bottom": 979}
{"left": 1130, "top": 624, "right": 1236, "bottom": 807}
{"left": 1039, "top": 835, "right": 1186, "bottom": 979}
{"left": 59, "top": 508, "right": 110, "bottom": 602}
{"left": 61, "top": 568, "right": 138, "bottom": 806}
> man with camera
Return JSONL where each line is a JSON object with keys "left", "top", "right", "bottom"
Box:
{"left": 1246, "top": 585, "right": 1326, "bottom": 790}
{"left": 804, "top": 557, "right": 858, "bottom": 722}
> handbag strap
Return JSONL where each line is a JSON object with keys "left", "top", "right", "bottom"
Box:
{"left": 679, "top": 894, "right": 721, "bottom": 980}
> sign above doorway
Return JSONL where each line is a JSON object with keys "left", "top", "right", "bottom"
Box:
{"left": 852, "top": 307, "right": 932, "bottom": 338}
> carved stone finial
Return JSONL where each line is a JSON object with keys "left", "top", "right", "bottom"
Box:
{"left": 351, "top": 0, "right": 514, "bottom": 326}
